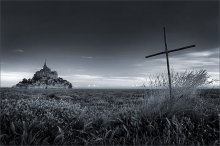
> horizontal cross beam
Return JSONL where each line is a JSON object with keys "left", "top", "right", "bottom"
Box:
{"left": 145, "top": 45, "right": 196, "bottom": 58}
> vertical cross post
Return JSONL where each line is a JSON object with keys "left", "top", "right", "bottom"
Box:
{"left": 163, "top": 27, "right": 172, "bottom": 99}
{"left": 145, "top": 28, "right": 195, "bottom": 99}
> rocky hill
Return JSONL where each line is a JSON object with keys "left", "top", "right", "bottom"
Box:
{"left": 13, "top": 61, "right": 72, "bottom": 89}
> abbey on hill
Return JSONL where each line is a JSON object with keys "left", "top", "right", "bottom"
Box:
{"left": 13, "top": 60, "right": 72, "bottom": 89}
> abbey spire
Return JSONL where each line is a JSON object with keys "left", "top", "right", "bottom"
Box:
{"left": 43, "top": 58, "right": 47, "bottom": 69}
{"left": 44, "top": 58, "right": 46, "bottom": 66}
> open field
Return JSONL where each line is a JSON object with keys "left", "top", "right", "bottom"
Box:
{"left": 0, "top": 88, "right": 219, "bottom": 145}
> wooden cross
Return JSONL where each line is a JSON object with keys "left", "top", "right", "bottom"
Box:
{"left": 145, "top": 27, "right": 196, "bottom": 98}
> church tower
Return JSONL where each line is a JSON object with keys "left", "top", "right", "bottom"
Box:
{"left": 43, "top": 59, "right": 47, "bottom": 70}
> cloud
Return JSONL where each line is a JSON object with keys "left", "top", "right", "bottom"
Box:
{"left": 1, "top": 48, "right": 219, "bottom": 88}
{"left": 187, "top": 51, "right": 214, "bottom": 57}
{"left": 61, "top": 74, "right": 147, "bottom": 88}
{"left": 70, "top": 74, "right": 103, "bottom": 80}
{"left": 47, "top": 49, "right": 220, "bottom": 88}
{"left": 1, "top": 71, "right": 32, "bottom": 81}
{"left": 13, "top": 49, "right": 24, "bottom": 53}
{"left": 81, "top": 56, "right": 93, "bottom": 59}
{"left": 1, "top": 71, "right": 146, "bottom": 88}
{"left": 132, "top": 63, "right": 144, "bottom": 67}
{"left": 133, "top": 48, "right": 219, "bottom": 85}
{"left": 1, "top": 71, "right": 32, "bottom": 87}
{"left": 88, "top": 84, "right": 96, "bottom": 87}
{"left": 185, "top": 48, "right": 219, "bottom": 58}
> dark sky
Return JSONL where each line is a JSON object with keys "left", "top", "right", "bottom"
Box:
{"left": 1, "top": 1, "right": 219, "bottom": 88}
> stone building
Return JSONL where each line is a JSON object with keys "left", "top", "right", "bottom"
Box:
{"left": 13, "top": 60, "right": 72, "bottom": 89}
{"left": 33, "top": 60, "right": 58, "bottom": 80}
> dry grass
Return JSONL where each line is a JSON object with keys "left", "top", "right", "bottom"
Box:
{"left": 0, "top": 69, "right": 219, "bottom": 145}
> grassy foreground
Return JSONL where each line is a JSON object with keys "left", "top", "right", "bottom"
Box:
{"left": 0, "top": 69, "right": 219, "bottom": 145}
{"left": 0, "top": 88, "right": 219, "bottom": 145}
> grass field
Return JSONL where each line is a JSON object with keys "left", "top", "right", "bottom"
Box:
{"left": 0, "top": 88, "right": 219, "bottom": 145}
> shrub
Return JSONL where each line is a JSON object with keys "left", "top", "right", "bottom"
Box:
{"left": 145, "top": 69, "right": 215, "bottom": 107}
{"left": 21, "top": 78, "right": 28, "bottom": 84}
